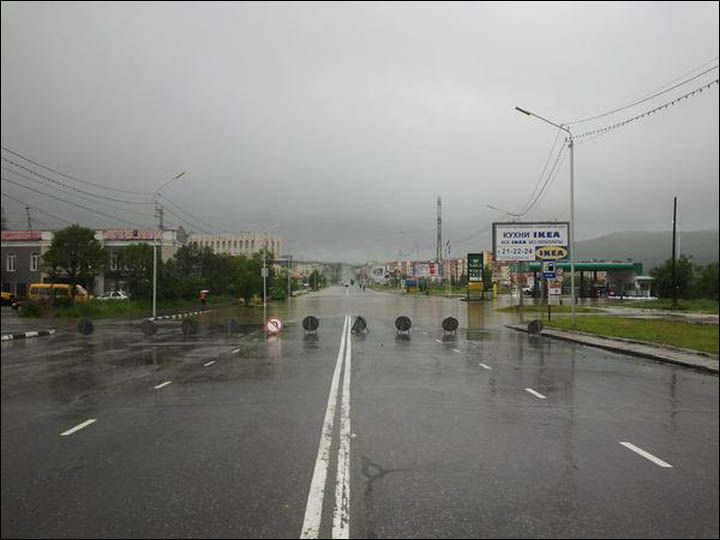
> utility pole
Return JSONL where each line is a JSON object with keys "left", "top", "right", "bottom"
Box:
{"left": 25, "top": 206, "right": 32, "bottom": 230}
{"left": 671, "top": 196, "right": 678, "bottom": 309}
{"left": 436, "top": 196, "right": 442, "bottom": 289}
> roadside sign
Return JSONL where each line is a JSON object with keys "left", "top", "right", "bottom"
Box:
{"left": 266, "top": 317, "right": 283, "bottom": 334}
{"left": 493, "top": 222, "right": 569, "bottom": 262}
{"left": 542, "top": 261, "right": 557, "bottom": 279}
{"left": 468, "top": 253, "right": 484, "bottom": 282}
{"left": 535, "top": 245, "right": 569, "bottom": 261}
{"left": 261, "top": 267, "right": 269, "bottom": 278}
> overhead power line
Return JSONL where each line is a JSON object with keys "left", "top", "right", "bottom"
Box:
{"left": 161, "top": 205, "right": 211, "bottom": 234}
{"left": 566, "top": 61, "right": 718, "bottom": 125}
{"left": 157, "top": 193, "right": 227, "bottom": 233}
{"left": 1, "top": 145, "right": 151, "bottom": 195}
{"left": 1, "top": 176, "right": 148, "bottom": 227}
{"left": 1, "top": 156, "right": 154, "bottom": 206}
{"left": 575, "top": 78, "right": 719, "bottom": 141}
{"left": 1, "top": 191, "right": 73, "bottom": 225}
{"left": 2, "top": 166, "right": 155, "bottom": 220}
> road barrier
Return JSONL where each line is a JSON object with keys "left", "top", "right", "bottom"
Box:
{"left": 224, "top": 318, "right": 241, "bottom": 335}
{"left": 1, "top": 329, "right": 56, "bottom": 341}
{"left": 352, "top": 316, "right": 368, "bottom": 334}
{"left": 77, "top": 319, "right": 94, "bottom": 335}
{"left": 527, "top": 319, "right": 544, "bottom": 335}
{"left": 395, "top": 316, "right": 412, "bottom": 334}
{"left": 181, "top": 318, "right": 199, "bottom": 336}
{"left": 442, "top": 317, "right": 459, "bottom": 334}
{"left": 302, "top": 316, "right": 319, "bottom": 334}
{"left": 141, "top": 319, "right": 158, "bottom": 336}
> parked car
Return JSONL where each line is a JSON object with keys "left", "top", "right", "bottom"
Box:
{"left": 95, "top": 290, "right": 130, "bottom": 301}
{"left": 522, "top": 286, "right": 534, "bottom": 296}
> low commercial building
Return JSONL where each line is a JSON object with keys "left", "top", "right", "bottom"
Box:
{"left": 1, "top": 230, "right": 53, "bottom": 298}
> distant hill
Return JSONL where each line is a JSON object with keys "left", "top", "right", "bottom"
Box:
{"left": 575, "top": 230, "right": 719, "bottom": 272}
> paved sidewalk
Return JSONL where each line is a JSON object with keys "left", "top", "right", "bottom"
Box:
{"left": 506, "top": 323, "right": 719, "bottom": 374}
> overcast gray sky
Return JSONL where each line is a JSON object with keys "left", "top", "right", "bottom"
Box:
{"left": 2, "top": 1, "right": 718, "bottom": 262}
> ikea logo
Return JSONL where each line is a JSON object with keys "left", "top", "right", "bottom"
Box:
{"left": 536, "top": 245, "right": 568, "bottom": 260}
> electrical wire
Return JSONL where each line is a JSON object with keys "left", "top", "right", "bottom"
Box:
{"left": 2, "top": 167, "right": 156, "bottom": 219}
{"left": 157, "top": 193, "right": 227, "bottom": 233}
{"left": 1, "top": 145, "right": 151, "bottom": 195}
{"left": 1, "top": 176, "right": 149, "bottom": 227}
{"left": 161, "top": 206, "right": 211, "bottom": 234}
{"left": 574, "top": 78, "right": 719, "bottom": 140}
{"left": 566, "top": 62, "right": 718, "bottom": 125}
{"left": 518, "top": 128, "right": 563, "bottom": 214}
{"left": 1, "top": 191, "right": 74, "bottom": 225}
{"left": 1, "top": 156, "right": 154, "bottom": 205}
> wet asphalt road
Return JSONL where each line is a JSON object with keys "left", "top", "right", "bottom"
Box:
{"left": 1, "top": 288, "right": 718, "bottom": 539}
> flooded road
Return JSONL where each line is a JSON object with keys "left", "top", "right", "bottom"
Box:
{"left": 2, "top": 287, "right": 718, "bottom": 538}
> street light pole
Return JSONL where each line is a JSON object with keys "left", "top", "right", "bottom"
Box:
{"left": 151, "top": 171, "right": 186, "bottom": 320}
{"left": 515, "top": 106, "right": 576, "bottom": 328}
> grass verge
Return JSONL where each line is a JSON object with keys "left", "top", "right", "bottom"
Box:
{"left": 25, "top": 294, "right": 239, "bottom": 319}
{"left": 609, "top": 298, "right": 719, "bottom": 314}
{"left": 496, "top": 304, "right": 601, "bottom": 314}
{"left": 546, "top": 315, "right": 719, "bottom": 355}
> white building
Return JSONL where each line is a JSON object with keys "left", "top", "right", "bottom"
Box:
{"left": 188, "top": 233, "right": 282, "bottom": 258}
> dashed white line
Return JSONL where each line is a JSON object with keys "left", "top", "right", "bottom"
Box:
{"left": 619, "top": 442, "right": 673, "bottom": 468}
{"left": 478, "top": 363, "right": 492, "bottom": 370}
{"left": 60, "top": 419, "right": 96, "bottom": 437}
{"left": 203, "top": 360, "right": 216, "bottom": 367}
{"left": 153, "top": 381, "right": 172, "bottom": 390}
{"left": 453, "top": 348, "right": 462, "bottom": 353}
{"left": 525, "top": 388, "right": 547, "bottom": 399}
{"left": 434, "top": 338, "right": 442, "bottom": 343}
{"left": 232, "top": 348, "right": 240, "bottom": 354}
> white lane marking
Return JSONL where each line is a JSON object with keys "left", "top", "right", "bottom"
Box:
{"left": 333, "top": 314, "right": 352, "bottom": 539}
{"left": 422, "top": 332, "right": 428, "bottom": 335}
{"left": 525, "top": 388, "right": 546, "bottom": 399}
{"left": 434, "top": 338, "right": 442, "bottom": 343}
{"left": 619, "top": 442, "right": 673, "bottom": 468}
{"left": 153, "top": 381, "right": 172, "bottom": 390}
{"left": 232, "top": 348, "right": 240, "bottom": 354}
{"left": 60, "top": 418, "right": 96, "bottom": 437}
{"left": 453, "top": 348, "right": 461, "bottom": 353}
{"left": 478, "top": 363, "right": 492, "bottom": 370}
{"left": 301, "top": 315, "right": 349, "bottom": 539}
{"left": 203, "top": 360, "right": 216, "bottom": 367}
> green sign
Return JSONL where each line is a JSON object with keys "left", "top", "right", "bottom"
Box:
{"left": 468, "top": 252, "right": 484, "bottom": 283}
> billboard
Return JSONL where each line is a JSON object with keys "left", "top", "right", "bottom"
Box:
{"left": 492, "top": 222, "right": 569, "bottom": 262}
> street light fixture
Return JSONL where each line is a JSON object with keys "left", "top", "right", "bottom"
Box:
{"left": 515, "top": 106, "right": 577, "bottom": 328}
{"left": 151, "top": 171, "right": 187, "bottom": 320}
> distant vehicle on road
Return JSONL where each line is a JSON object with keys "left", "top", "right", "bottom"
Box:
{"left": 522, "top": 286, "right": 534, "bottom": 296}
{"left": 13, "top": 283, "right": 92, "bottom": 310}
{"left": 1, "top": 291, "right": 14, "bottom": 306}
{"left": 96, "top": 290, "right": 130, "bottom": 301}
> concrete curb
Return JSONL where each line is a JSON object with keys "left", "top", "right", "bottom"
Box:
{"left": 1, "top": 329, "right": 56, "bottom": 342}
{"left": 505, "top": 324, "right": 719, "bottom": 374}
{"left": 147, "top": 309, "right": 212, "bottom": 322}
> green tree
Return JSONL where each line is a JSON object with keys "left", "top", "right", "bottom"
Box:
{"left": 694, "top": 262, "right": 719, "bottom": 300}
{"left": 122, "top": 243, "right": 154, "bottom": 298}
{"left": 234, "top": 253, "right": 263, "bottom": 305}
{"left": 43, "top": 225, "right": 106, "bottom": 297}
{"left": 650, "top": 254, "right": 695, "bottom": 299}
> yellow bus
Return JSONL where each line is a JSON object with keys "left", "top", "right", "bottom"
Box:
{"left": 28, "top": 283, "right": 91, "bottom": 303}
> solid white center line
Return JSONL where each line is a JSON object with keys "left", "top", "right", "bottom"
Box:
{"left": 525, "top": 388, "right": 547, "bottom": 399}
{"left": 478, "top": 363, "right": 492, "bottom": 370}
{"left": 301, "top": 315, "right": 349, "bottom": 539}
{"left": 619, "top": 442, "right": 673, "bottom": 468}
{"left": 232, "top": 348, "right": 240, "bottom": 354}
{"left": 153, "top": 381, "right": 172, "bottom": 390}
{"left": 203, "top": 360, "right": 216, "bottom": 367}
{"left": 60, "top": 419, "right": 96, "bottom": 437}
{"left": 333, "top": 313, "right": 352, "bottom": 539}
{"left": 453, "top": 348, "right": 462, "bottom": 353}
{"left": 434, "top": 338, "right": 442, "bottom": 343}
